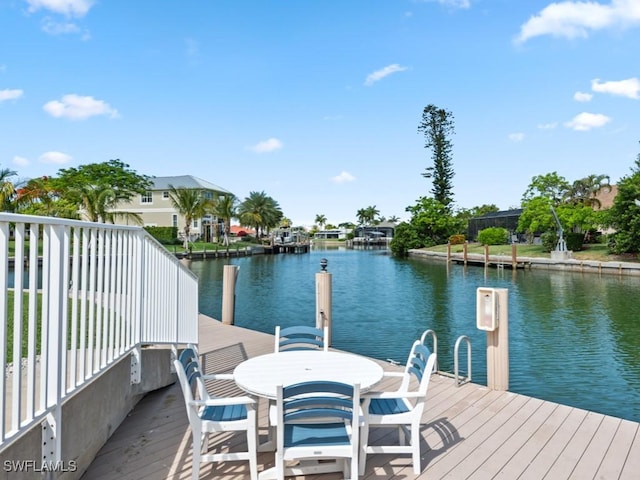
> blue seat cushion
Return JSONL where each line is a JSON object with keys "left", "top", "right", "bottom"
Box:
{"left": 201, "top": 403, "right": 247, "bottom": 422}
{"left": 368, "top": 398, "right": 410, "bottom": 416}
{"left": 284, "top": 422, "right": 350, "bottom": 447}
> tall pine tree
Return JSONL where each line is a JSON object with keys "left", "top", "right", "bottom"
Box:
{"left": 418, "top": 104, "right": 455, "bottom": 208}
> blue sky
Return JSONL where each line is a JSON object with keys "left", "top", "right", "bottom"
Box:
{"left": 1, "top": 0, "right": 639, "bottom": 227}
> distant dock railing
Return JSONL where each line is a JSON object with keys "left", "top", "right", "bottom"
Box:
{"left": 0, "top": 213, "right": 198, "bottom": 461}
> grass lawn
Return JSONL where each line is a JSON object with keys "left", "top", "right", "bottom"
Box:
{"left": 422, "top": 243, "right": 638, "bottom": 263}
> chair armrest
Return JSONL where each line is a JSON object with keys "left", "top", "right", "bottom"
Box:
{"left": 382, "top": 371, "right": 405, "bottom": 378}
{"left": 191, "top": 396, "right": 256, "bottom": 407}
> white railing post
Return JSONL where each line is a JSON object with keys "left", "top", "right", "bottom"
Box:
{"left": 43, "top": 223, "right": 66, "bottom": 463}
{"left": 0, "top": 221, "right": 8, "bottom": 442}
{"left": 11, "top": 224, "right": 24, "bottom": 432}
{"left": 130, "top": 231, "right": 145, "bottom": 384}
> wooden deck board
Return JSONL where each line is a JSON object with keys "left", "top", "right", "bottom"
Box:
{"left": 83, "top": 316, "right": 640, "bottom": 479}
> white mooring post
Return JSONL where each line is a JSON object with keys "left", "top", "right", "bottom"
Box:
{"left": 222, "top": 264, "right": 240, "bottom": 325}
{"left": 315, "top": 258, "right": 332, "bottom": 346}
{"left": 476, "top": 287, "right": 509, "bottom": 391}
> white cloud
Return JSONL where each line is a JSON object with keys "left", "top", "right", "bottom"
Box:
{"left": 537, "top": 122, "right": 559, "bottom": 129}
{"left": 592, "top": 77, "right": 640, "bottom": 99}
{"left": 0, "top": 89, "right": 24, "bottom": 101}
{"left": 12, "top": 156, "right": 30, "bottom": 167}
{"left": 248, "top": 138, "right": 283, "bottom": 153}
{"left": 43, "top": 94, "right": 119, "bottom": 120}
{"left": 364, "top": 64, "right": 409, "bottom": 86}
{"left": 574, "top": 91, "right": 593, "bottom": 102}
{"left": 508, "top": 133, "right": 525, "bottom": 142}
{"left": 42, "top": 18, "right": 83, "bottom": 36}
{"left": 26, "top": 0, "right": 94, "bottom": 17}
{"left": 515, "top": 0, "right": 640, "bottom": 44}
{"left": 39, "top": 151, "right": 72, "bottom": 164}
{"left": 331, "top": 171, "right": 356, "bottom": 184}
{"left": 564, "top": 112, "right": 611, "bottom": 131}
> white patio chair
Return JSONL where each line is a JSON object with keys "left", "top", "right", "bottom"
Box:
{"left": 174, "top": 350, "right": 258, "bottom": 480}
{"left": 275, "top": 380, "right": 361, "bottom": 480}
{"left": 360, "top": 340, "right": 437, "bottom": 475}
{"left": 274, "top": 325, "right": 329, "bottom": 352}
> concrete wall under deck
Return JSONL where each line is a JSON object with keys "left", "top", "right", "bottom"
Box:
{"left": 0, "top": 348, "right": 176, "bottom": 480}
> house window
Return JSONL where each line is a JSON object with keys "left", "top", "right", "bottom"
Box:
{"left": 141, "top": 191, "right": 153, "bottom": 204}
{"left": 172, "top": 215, "right": 178, "bottom": 228}
{"left": 193, "top": 219, "right": 198, "bottom": 228}
{"left": 163, "top": 191, "right": 169, "bottom": 199}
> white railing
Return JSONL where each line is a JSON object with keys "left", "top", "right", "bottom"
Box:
{"left": 0, "top": 213, "right": 198, "bottom": 456}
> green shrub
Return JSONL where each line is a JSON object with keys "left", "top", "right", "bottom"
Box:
{"left": 477, "top": 227, "right": 509, "bottom": 246}
{"left": 390, "top": 223, "right": 422, "bottom": 257}
{"left": 541, "top": 231, "right": 557, "bottom": 252}
{"left": 144, "top": 226, "right": 178, "bottom": 244}
{"left": 565, "top": 232, "right": 584, "bottom": 252}
{"left": 449, "top": 234, "right": 465, "bottom": 245}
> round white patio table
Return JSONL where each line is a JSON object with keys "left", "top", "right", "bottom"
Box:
{"left": 234, "top": 350, "right": 384, "bottom": 399}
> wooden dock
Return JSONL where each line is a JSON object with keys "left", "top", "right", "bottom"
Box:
{"left": 83, "top": 317, "right": 640, "bottom": 479}
{"left": 263, "top": 243, "right": 310, "bottom": 254}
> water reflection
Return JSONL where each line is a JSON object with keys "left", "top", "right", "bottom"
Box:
{"left": 190, "top": 246, "right": 640, "bottom": 423}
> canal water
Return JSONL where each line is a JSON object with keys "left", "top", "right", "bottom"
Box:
{"left": 190, "top": 246, "right": 640, "bottom": 423}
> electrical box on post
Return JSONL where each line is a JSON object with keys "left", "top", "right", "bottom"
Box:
{"left": 477, "top": 288, "right": 499, "bottom": 331}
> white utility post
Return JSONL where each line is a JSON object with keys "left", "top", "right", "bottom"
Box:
{"left": 476, "top": 287, "right": 509, "bottom": 391}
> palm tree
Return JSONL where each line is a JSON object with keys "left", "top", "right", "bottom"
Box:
{"left": 70, "top": 184, "right": 117, "bottom": 222}
{"left": 364, "top": 205, "right": 380, "bottom": 224}
{"left": 238, "top": 191, "right": 283, "bottom": 238}
{"left": 168, "top": 186, "right": 211, "bottom": 248}
{"left": 315, "top": 214, "right": 327, "bottom": 230}
{"left": 280, "top": 217, "right": 292, "bottom": 228}
{"left": 213, "top": 194, "right": 238, "bottom": 246}
{"left": 565, "top": 174, "right": 611, "bottom": 208}
{"left": 0, "top": 167, "right": 17, "bottom": 211}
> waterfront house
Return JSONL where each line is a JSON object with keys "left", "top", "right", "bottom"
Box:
{"left": 354, "top": 221, "right": 395, "bottom": 239}
{"left": 113, "top": 174, "right": 234, "bottom": 242}
{"left": 313, "top": 228, "right": 350, "bottom": 240}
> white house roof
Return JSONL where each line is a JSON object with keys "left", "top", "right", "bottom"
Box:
{"left": 150, "top": 175, "right": 233, "bottom": 195}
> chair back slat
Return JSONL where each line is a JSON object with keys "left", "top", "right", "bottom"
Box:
{"left": 285, "top": 396, "right": 353, "bottom": 411}
{"left": 275, "top": 325, "right": 328, "bottom": 352}
{"left": 285, "top": 407, "right": 353, "bottom": 423}
{"left": 279, "top": 337, "right": 324, "bottom": 349}
{"left": 178, "top": 346, "right": 198, "bottom": 367}
{"left": 284, "top": 380, "right": 352, "bottom": 397}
